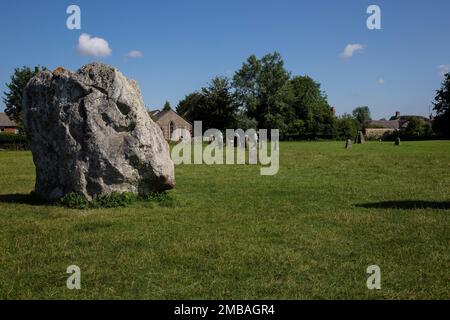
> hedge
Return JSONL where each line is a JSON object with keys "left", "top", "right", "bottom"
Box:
{"left": 0, "top": 133, "right": 29, "bottom": 150}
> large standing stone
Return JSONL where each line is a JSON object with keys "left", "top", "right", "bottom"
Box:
{"left": 23, "top": 63, "right": 175, "bottom": 201}
{"left": 395, "top": 137, "right": 401, "bottom": 146}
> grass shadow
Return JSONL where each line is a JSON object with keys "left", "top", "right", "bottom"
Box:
{"left": 0, "top": 191, "right": 178, "bottom": 209}
{"left": 356, "top": 200, "right": 450, "bottom": 210}
{"left": 0, "top": 193, "right": 50, "bottom": 206}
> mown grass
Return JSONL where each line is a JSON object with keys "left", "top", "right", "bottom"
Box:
{"left": 0, "top": 141, "right": 449, "bottom": 299}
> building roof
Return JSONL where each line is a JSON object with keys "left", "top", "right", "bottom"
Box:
{"left": 368, "top": 120, "right": 400, "bottom": 130}
{"left": 149, "top": 109, "right": 169, "bottom": 122}
{"left": 149, "top": 109, "right": 192, "bottom": 126}
{"left": 0, "top": 112, "right": 17, "bottom": 127}
{"left": 149, "top": 109, "right": 161, "bottom": 118}
{"left": 369, "top": 114, "right": 432, "bottom": 131}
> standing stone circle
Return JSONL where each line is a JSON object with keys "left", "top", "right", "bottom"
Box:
{"left": 23, "top": 63, "right": 175, "bottom": 201}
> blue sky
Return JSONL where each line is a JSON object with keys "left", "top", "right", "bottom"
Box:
{"left": 1, "top": 0, "right": 449, "bottom": 119}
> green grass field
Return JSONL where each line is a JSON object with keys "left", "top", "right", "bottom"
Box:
{"left": 0, "top": 141, "right": 449, "bottom": 299}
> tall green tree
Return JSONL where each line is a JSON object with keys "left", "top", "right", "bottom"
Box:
{"left": 337, "top": 114, "right": 358, "bottom": 140}
{"left": 233, "top": 52, "right": 290, "bottom": 129}
{"left": 176, "top": 76, "right": 238, "bottom": 131}
{"left": 401, "top": 117, "right": 426, "bottom": 137}
{"left": 201, "top": 76, "right": 238, "bottom": 131}
{"left": 178, "top": 52, "right": 338, "bottom": 140}
{"left": 275, "top": 76, "right": 336, "bottom": 139}
{"left": 162, "top": 100, "right": 172, "bottom": 111}
{"left": 235, "top": 111, "right": 258, "bottom": 131}
{"left": 176, "top": 92, "right": 207, "bottom": 123}
{"left": 352, "top": 106, "right": 372, "bottom": 130}
{"left": 3, "top": 66, "right": 46, "bottom": 130}
{"left": 433, "top": 72, "right": 450, "bottom": 138}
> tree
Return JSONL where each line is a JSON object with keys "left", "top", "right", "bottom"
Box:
{"left": 433, "top": 72, "right": 450, "bottom": 138}
{"left": 352, "top": 106, "right": 372, "bottom": 130}
{"left": 162, "top": 101, "right": 171, "bottom": 111}
{"left": 233, "top": 52, "right": 290, "bottom": 129}
{"left": 275, "top": 76, "right": 336, "bottom": 139}
{"left": 178, "top": 52, "right": 337, "bottom": 140}
{"left": 402, "top": 117, "right": 426, "bottom": 137}
{"left": 236, "top": 111, "right": 258, "bottom": 131}
{"left": 176, "top": 76, "right": 238, "bottom": 131}
{"left": 176, "top": 92, "right": 207, "bottom": 123}
{"left": 3, "top": 66, "right": 46, "bottom": 130}
{"left": 337, "top": 114, "right": 358, "bottom": 140}
{"left": 201, "top": 76, "right": 238, "bottom": 131}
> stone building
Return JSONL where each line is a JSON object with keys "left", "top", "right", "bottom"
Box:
{"left": 149, "top": 109, "right": 192, "bottom": 141}
{"left": 365, "top": 120, "right": 400, "bottom": 139}
{"left": 365, "top": 111, "right": 432, "bottom": 139}
{"left": 0, "top": 112, "right": 19, "bottom": 134}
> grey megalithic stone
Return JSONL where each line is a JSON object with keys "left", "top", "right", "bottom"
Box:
{"left": 23, "top": 63, "right": 175, "bottom": 201}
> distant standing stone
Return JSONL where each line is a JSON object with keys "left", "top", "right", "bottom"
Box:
{"left": 355, "top": 131, "right": 365, "bottom": 144}
{"left": 345, "top": 139, "right": 352, "bottom": 149}
{"left": 217, "top": 131, "right": 224, "bottom": 149}
{"left": 395, "top": 137, "right": 401, "bottom": 146}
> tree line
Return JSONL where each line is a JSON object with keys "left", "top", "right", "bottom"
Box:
{"left": 176, "top": 52, "right": 351, "bottom": 140}
{"left": 2, "top": 55, "right": 450, "bottom": 140}
{"left": 175, "top": 52, "right": 450, "bottom": 140}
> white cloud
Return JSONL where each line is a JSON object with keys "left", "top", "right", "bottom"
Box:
{"left": 127, "top": 50, "right": 144, "bottom": 58}
{"left": 340, "top": 43, "right": 365, "bottom": 58}
{"left": 438, "top": 64, "right": 450, "bottom": 77}
{"left": 378, "top": 78, "right": 385, "bottom": 85}
{"left": 76, "top": 33, "right": 112, "bottom": 57}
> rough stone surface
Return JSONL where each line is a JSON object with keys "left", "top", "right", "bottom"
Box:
{"left": 23, "top": 63, "right": 175, "bottom": 201}
{"left": 395, "top": 137, "right": 401, "bottom": 146}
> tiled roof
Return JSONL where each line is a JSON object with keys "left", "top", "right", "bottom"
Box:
{"left": 149, "top": 109, "right": 191, "bottom": 123}
{"left": 0, "top": 112, "right": 17, "bottom": 127}
{"left": 150, "top": 110, "right": 169, "bottom": 121}
{"left": 368, "top": 120, "right": 400, "bottom": 130}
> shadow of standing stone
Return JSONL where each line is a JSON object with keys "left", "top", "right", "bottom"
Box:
{"left": 356, "top": 200, "right": 450, "bottom": 210}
